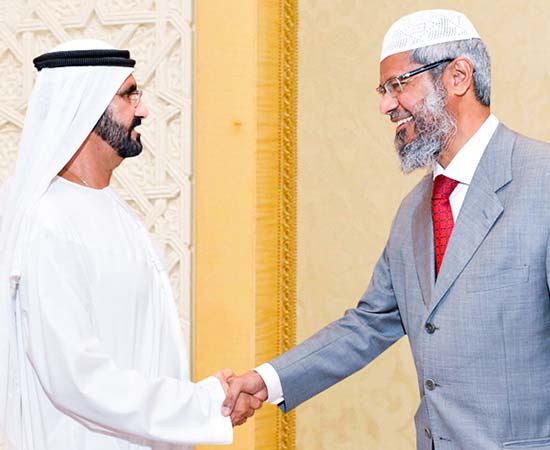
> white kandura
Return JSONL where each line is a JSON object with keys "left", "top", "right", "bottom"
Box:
{"left": 15, "top": 176, "right": 231, "bottom": 449}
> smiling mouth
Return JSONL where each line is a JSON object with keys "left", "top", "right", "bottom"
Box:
{"left": 395, "top": 115, "right": 413, "bottom": 132}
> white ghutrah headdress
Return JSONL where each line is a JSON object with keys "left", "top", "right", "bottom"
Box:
{"left": 0, "top": 39, "right": 134, "bottom": 449}
{"left": 380, "top": 9, "right": 481, "bottom": 61}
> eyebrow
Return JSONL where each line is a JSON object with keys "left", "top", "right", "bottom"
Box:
{"left": 377, "top": 68, "right": 416, "bottom": 90}
{"left": 380, "top": 69, "right": 408, "bottom": 85}
{"left": 118, "top": 83, "right": 138, "bottom": 96}
{"left": 377, "top": 76, "right": 395, "bottom": 91}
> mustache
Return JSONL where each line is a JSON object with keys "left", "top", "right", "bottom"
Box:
{"left": 389, "top": 109, "right": 412, "bottom": 122}
{"left": 130, "top": 117, "right": 142, "bottom": 131}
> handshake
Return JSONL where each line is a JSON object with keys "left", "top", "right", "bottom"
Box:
{"left": 214, "top": 370, "right": 268, "bottom": 426}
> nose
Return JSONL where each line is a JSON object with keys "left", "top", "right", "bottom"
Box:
{"left": 135, "top": 99, "right": 149, "bottom": 119}
{"left": 379, "top": 92, "right": 399, "bottom": 115}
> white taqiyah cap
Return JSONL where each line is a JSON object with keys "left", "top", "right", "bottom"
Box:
{"left": 380, "top": 9, "right": 480, "bottom": 62}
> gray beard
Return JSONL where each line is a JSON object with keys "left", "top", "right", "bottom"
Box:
{"left": 394, "top": 83, "right": 457, "bottom": 173}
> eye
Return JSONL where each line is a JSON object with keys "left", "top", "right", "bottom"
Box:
{"left": 389, "top": 79, "right": 402, "bottom": 92}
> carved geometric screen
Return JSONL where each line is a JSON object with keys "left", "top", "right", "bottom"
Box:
{"left": 0, "top": 0, "right": 193, "bottom": 347}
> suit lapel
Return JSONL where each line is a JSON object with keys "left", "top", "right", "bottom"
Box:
{"left": 430, "top": 124, "right": 515, "bottom": 312}
{"left": 411, "top": 175, "right": 435, "bottom": 308}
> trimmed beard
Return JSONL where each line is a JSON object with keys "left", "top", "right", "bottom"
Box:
{"left": 394, "top": 82, "right": 457, "bottom": 174}
{"left": 93, "top": 108, "right": 143, "bottom": 158}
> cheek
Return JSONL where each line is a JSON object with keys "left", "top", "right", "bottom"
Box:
{"left": 394, "top": 94, "right": 416, "bottom": 115}
{"left": 400, "top": 80, "right": 433, "bottom": 113}
{"left": 110, "top": 102, "right": 134, "bottom": 125}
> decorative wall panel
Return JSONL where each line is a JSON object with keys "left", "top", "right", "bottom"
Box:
{"left": 0, "top": 0, "right": 193, "bottom": 343}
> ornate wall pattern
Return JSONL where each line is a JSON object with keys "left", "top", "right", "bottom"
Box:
{"left": 0, "top": 0, "right": 193, "bottom": 342}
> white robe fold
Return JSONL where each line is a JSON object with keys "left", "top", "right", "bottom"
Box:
{"left": 15, "top": 176, "right": 231, "bottom": 449}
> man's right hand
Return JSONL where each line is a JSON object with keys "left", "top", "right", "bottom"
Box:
{"left": 221, "top": 370, "right": 268, "bottom": 418}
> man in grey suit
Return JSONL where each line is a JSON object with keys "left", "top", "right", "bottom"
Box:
{"left": 222, "top": 9, "right": 550, "bottom": 450}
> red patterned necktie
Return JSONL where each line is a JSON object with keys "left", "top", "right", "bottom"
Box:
{"left": 432, "top": 174, "right": 459, "bottom": 277}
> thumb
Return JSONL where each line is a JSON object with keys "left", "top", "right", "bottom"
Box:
{"left": 221, "top": 379, "right": 241, "bottom": 416}
{"left": 220, "top": 368, "right": 234, "bottom": 381}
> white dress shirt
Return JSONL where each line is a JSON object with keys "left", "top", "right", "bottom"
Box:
{"left": 255, "top": 114, "right": 500, "bottom": 405}
{"left": 433, "top": 114, "right": 499, "bottom": 220}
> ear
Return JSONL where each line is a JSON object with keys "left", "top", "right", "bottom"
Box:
{"left": 444, "top": 57, "right": 475, "bottom": 97}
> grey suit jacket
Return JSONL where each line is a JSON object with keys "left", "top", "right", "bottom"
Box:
{"left": 270, "top": 124, "right": 550, "bottom": 450}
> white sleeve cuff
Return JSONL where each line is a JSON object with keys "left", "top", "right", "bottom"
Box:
{"left": 254, "top": 363, "right": 284, "bottom": 405}
{"left": 195, "top": 376, "right": 233, "bottom": 444}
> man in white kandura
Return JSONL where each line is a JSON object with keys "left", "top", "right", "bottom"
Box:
{"left": 0, "top": 40, "right": 260, "bottom": 450}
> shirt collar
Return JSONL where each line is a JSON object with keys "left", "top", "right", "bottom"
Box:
{"left": 433, "top": 114, "right": 499, "bottom": 184}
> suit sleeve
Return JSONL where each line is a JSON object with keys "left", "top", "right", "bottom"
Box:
{"left": 19, "top": 226, "right": 232, "bottom": 445}
{"left": 270, "top": 242, "right": 404, "bottom": 412}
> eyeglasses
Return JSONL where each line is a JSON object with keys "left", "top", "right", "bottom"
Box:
{"left": 117, "top": 89, "right": 143, "bottom": 107}
{"left": 376, "top": 59, "right": 453, "bottom": 98}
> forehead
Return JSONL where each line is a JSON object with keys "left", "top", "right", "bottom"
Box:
{"left": 119, "top": 74, "right": 137, "bottom": 91}
{"left": 379, "top": 51, "right": 415, "bottom": 83}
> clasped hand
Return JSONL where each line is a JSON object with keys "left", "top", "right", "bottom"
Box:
{"left": 214, "top": 369, "right": 268, "bottom": 426}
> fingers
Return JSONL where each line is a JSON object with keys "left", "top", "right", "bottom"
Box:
{"left": 215, "top": 369, "right": 266, "bottom": 425}
{"left": 221, "top": 370, "right": 267, "bottom": 418}
{"left": 249, "top": 395, "right": 263, "bottom": 411}
{"left": 230, "top": 392, "right": 263, "bottom": 426}
{"left": 221, "top": 375, "right": 243, "bottom": 416}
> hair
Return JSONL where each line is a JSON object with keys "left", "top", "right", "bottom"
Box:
{"left": 411, "top": 38, "right": 491, "bottom": 107}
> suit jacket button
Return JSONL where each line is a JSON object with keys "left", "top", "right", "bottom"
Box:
{"left": 425, "top": 323, "right": 436, "bottom": 334}
{"left": 424, "top": 427, "right": 432, "bottom": 439}
{"left": 425, "top": 379, "right": 436, "bottom": 391}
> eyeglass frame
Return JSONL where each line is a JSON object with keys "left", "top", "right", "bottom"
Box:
{"left": 376, "top": 58, "right": 454, "bottom": 98}
{"left": 116, "top": 89, "right": 143, "bottom": 107}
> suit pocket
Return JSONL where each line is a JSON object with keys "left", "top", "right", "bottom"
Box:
{"left": 503, "top": 436, "right": 550, "bottom": 448}
{"left": 466, "top": 265, "right": 529, "bottom": 293}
